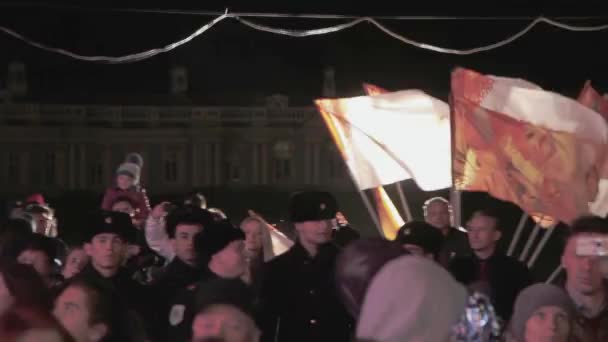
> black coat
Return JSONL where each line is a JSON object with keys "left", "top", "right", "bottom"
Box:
{"left": 75, "top": 264, "right": 151, "bottom": 340}
{"left": 149, "top": 257, "right": 201, "bottom": 342}
{"left": 260, "top": 242, "right": 354, "bottom": 342}
{"left": 448, "top": 252, "right": 532, "bottom": 322}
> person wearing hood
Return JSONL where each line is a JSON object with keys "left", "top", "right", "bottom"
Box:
{"left": 504, "top": 283, "right": 574, "bottom": 342}
{"left": 101, "top": 153, "right": 150, "bottom": 226}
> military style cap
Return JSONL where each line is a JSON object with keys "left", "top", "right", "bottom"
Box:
{"left": 84, "top": 210, "right": 138, "bottom": 243}
{"left": 288, "top": 191, "right": 338, "bottom": 223}
{"left": 395, "top": 221, "right": 444, "bottom": 257}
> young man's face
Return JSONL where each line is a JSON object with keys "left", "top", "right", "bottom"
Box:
{"left": 295, "top": 219, "right": 334, "bottom": 246}
{"left": 84, "top": 233, "right": 126, "bottom": 272}
{"left": 171, "top": 223, "right": 204, "bottom": 266}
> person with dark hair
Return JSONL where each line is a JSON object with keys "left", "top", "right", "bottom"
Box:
{"left": 101, "top": 153, "right": 150, "bottom": 225}
{"left": 54, "top": 278, "right": 142, "bottom": 342}
{"left": 16, "top": 234, "right": 58, "bottom": 287}
{"left": 448, "top": 209, "right": 531, "bottom": 322}
{"left": 260, "top": 191, "right": 354, "bottom": 342}
{"left": 0, "top": 262, "right": 52, "bottom": 315}
{"left": 560, "top": 215, "right": 608, "bottom": 342}
{"left": 423, "top": 197, "right": 470, "bottom": 265}
{"left": 0, "top": 218, "right": 34, "bottom": 262}
{"left": 394, "top": 220, "right": 444, "bottom": 260}
{"left": 149, "top": 206, "right": 214, "bottom": 340}
{"left": 167, "top": 223, "right": 247, "bottom": 342}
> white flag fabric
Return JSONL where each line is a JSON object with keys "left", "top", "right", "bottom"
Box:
{"left": 316, "top": 90, "right": 451, "bottom": 191}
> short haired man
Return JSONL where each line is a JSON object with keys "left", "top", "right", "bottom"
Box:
{"left": 423, "top": 197, "right": 470, "bottom": 265}
{"left": 560, "top": 215, "right": 608, "bottom": 342}
{"left": 448, "top": 209, "right": 531, "bottom": 322}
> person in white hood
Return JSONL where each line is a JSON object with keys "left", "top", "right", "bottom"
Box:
{"left": 356, "top": 255, "right": 467, "bottom": 342}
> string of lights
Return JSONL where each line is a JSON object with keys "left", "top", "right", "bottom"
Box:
{"left": 1, "top": 8, "right": 608, "bottom": 63}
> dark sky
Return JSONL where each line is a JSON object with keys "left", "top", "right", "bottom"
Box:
{"left": 1, "top": 0, "right": 608, "bottom": 105}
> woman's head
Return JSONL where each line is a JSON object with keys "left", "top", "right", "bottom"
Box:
{"left": 239, "top": 217, "right": 277, "bottom": 262}
{"left": 511, "top": 284, "right": 574, "bottom": 342}
{"left": 53, "top": 279, "right": 125, "bottom": 342}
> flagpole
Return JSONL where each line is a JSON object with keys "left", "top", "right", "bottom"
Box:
{"left": 545, "top": 265, "right": 563, "bottom": 284}
{"left": 450, "top": 189, "right": 462, "bottom": 229}
{"left": 519, "top": 222, "right": 541, "bottom": 262}
{"left": 357, "top": 189, "right": 384, "bottom": 238}
{"left": 526, "top": 224, "right": 556, "bottom": 268}
{"left": 507, "top": 213, "right": 529, "bottom": 256}
{"left": 395, "top": 182, "right": 413, "bottom": 222}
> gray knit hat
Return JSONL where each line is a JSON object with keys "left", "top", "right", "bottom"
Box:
{"left": 116, "top": 153, "right": 143, "bottom": 185}
{"left": 511, "top": 284, "right": 574, "bottom": 341}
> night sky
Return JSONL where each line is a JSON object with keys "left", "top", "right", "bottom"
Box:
{"left": 2, "top": 1, "right": 608, "bottom": 105}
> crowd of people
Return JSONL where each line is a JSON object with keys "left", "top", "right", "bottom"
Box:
{"left": 0, "top": 152, "right": 606, "bottom": 342}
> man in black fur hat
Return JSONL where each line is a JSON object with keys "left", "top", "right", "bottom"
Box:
{"left": 260, "top": 191, "right": 354, "bottom": 342}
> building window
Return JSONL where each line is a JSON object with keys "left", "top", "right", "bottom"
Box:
{"left": 273, "top": 141, "right": 293, "bottom": 181}
{"left": 88, "top": 162, "right": 103, "bottom": 185}
{"left": 164, "top": 151, "right": 179, "bottom": 183}
{"left": 7, "top": 153, "right": 19, "bottom": 183}
{"left": 273, "top": 159, "right": 291, "bottom": 180}
{"left": 45, "top": 152, "right": 56, "bottom": 185}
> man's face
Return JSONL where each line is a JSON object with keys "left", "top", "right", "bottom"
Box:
{"left": 466, "top": 214, "right": 501, "bottom": 252}
{"left": 425, "top": 201, "right": 451, "bottom": 230}
{"left": 192, "top": 304, "right": 260, "bottom": 342}
{"left": 212, "top": 241, "right": 247, "bottom": 278}
{"left": 561, "top": 234, "right": 606, "bottom": 296}
{"left": 171, "top": 223, "right": 203, "bottom": 266}
{"left": 295, "top": 219, "right": 334, "bottom": 246}
{"left": 17, "top": 249, "right": 52, "bottom": 279}
{"left": 84, "top": 233, "right": 125, "bottom": 271}
{"left": 32, "top": 212, "right": 53, "bottom": 235}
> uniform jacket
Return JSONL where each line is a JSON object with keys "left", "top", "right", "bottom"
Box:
{"left": 260, "top": 242, "right": 354, "bottom": 342}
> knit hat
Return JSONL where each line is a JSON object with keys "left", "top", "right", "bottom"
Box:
{"left": 335, "top": 238, "right": 410, "bottom": 318}
{"left": 195, "top": 278, "right": 255, "bottom": 317}
{"left": 357, "top": 255, "right": 467, "bottom": 342}
{"left": 116, "top": 153, "right": 143, "bottom": 186}
{"left": 395, "top": 221, "right": 444, "bottom": 258}
{"left": 510, "top": 284, "right": 575, "bottom": 341}
{"left": 288, "top": 191, "right": 338, "bottom": 223}
{"left": 195, "top": 224, "right": 245, "bottom": 264}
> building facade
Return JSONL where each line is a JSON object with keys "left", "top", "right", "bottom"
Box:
{"left": 0, "top": 101, "right": 351, "bottom": 196}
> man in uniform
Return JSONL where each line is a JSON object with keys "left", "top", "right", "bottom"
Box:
{"left": 76, "top": 210, "right": 150, "bottom": 339}
{"left": 260, "top": 191, "right": 354, "bottom": 342}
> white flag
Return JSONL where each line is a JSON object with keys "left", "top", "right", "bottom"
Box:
{"left": 316, "top": 90, "right": 451, "bottom": 191}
